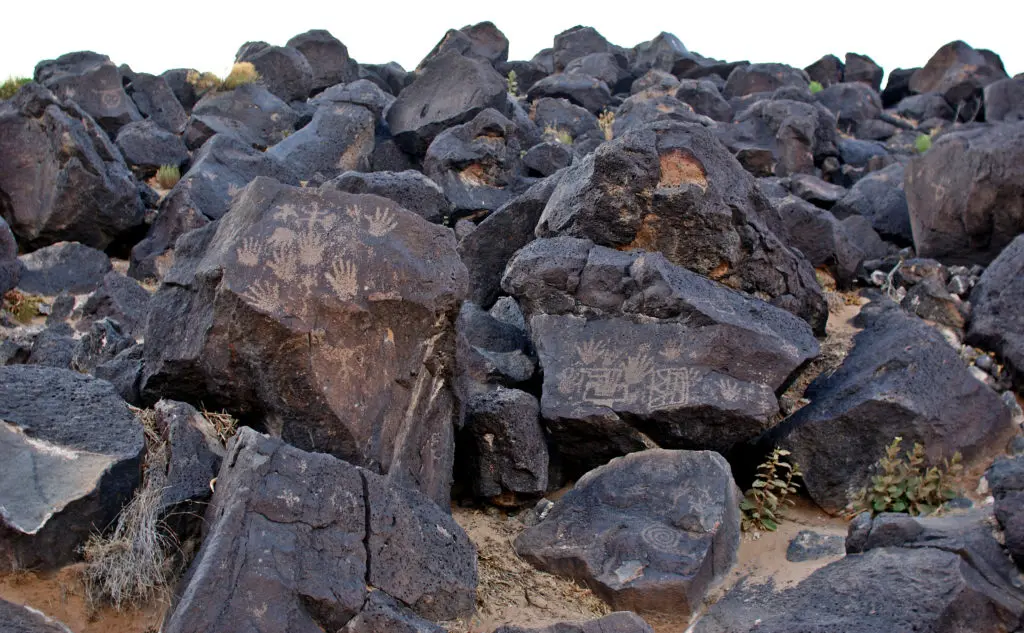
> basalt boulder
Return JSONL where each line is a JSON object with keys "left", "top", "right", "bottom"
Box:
{"left": 114, "top": 119, "right": 189, "bottom": 177}
{"left": 126, "top": 72, "right": 188, "bottom": 133}
{"left": 515, "top": 449, "right": 739, "bottom": 615}
{"left": 905, "top": 120, "right": 1024, "bottom": 264}
{"left": 141, "top": 177, "right": 468, "bottom": 505}
{"left": 34, "top": 51, "right": 142, "bottom": 134}
{"left": 910, "top": 40, "right": 1008, "bottom": 107}
{"left": 236, "top": 44, "right": 314, "bottom": 102}
{"left": 186, "top": 83, "right": 298, "bottom": 150}
{"left": 286, "top": 30, "right": 360, "bottom": 91}
{"left": 16, "top": 241, "right": 111, "bottom": 295}
{"left": 966, "top": 233, "right": 1024, "bottom": 384}
{"left": 0, "top": 366, "right": 144, "bottom": 571}
{"left": 723, "top": 63, "right": 810, "bottom": 99}
{"left": 832, "top": 162, "right": 912, "bottom": 244}
{"left": 503, "top": 239, "right": 819, "bottom": 470}
{"left": 535, "top": 120, "right": 827, "bottom": 332}
{"left": 0, "top": 84, "right": 144, "bottom": 251}
{"left": 327, "top": 170, "right": 450, "bottom": 224}
{"left": 386, "top": 51, "right": 508, "bottom": 155}
{"left": 0, "top": 217, "right": 18, "bottom": 294}
{"left": 266, "top": 102, "right": 376, "bottom": 181}
{"left": 162, "top": 428, "right": 477, "bottom": 633}
{"left": 770, "top": 303, "right": 1016, "bottom": 514}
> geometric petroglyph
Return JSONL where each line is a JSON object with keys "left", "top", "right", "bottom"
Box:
{"left": 640, "top": 523, "right": 683, "bottom": 552}
{"left": 647, "top": 367, "right": 701, "bottom": 408}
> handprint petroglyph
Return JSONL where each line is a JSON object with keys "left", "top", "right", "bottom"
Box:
{"left": 327, "top": 259, "right": 358, "bottom": 300}
{"left": 237, "top": 238, "right": 261, "bottom": 267}
{"left": 365, "top": 207, "right": 397, "bottom": 237}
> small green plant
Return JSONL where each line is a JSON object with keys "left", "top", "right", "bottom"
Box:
{"left": 155, "top": 165, "right": 181, "bottom": 189}
{"left": 543, "top": 125, "right": 573, "bottom": 145}
{"left": 914, "top": 133, "right": 932, "bottom": 154}
{"left": 597, "top": 108, "right": 615, "bottom": 141}
{"left": 850, "top": 437, "right": 963, "bottom": 516}
{"left": 506, "top": 70, "right": 518, "bottom": 96}
{"left": 221, "top": 62, "right": 260, "bottom": 90}
{"left": 809, "top": 80, "right": 824, "bottom": 95}
{"left": 0, "top": 76, "right": 31, "bottom": 100}
{"left": 740, "top": 448, "right": 803, "bottom": 532}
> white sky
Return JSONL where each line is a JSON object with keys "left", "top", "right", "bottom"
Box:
{"left": 2, "top": 0, "right": 1021, "bottom": 83}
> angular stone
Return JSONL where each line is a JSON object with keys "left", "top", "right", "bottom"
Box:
{"left": 674, "top": 79, "right": 732, "bottom": 122}
{"left": 70, "top": 317, "right": 134, "bottom": 374}
{"left": 17, "top": 242, "right": 111, "bottom": 295}
{"left": 114, "top": 119, "right": 189, "bottom": 176}
{"left": 771, "top": 303, "right": 1016, "bottom": 513}
{"left": 967, "top": 234, "right": 1024, "bottom": 383}
{"left": 0, "top": 217, "right": 18, "bottom": 295}
{"left": 286, "top": 29, "right": 359, "bottom": 91}
{"left": 187, "top": 83, "right": 298, "bottom": 150}
{"left": 844, "top": 52, "right": 884, "bottom": 91}
{"left": 832, "top": 162, "right": 912, "bottom": 244}
{"left": 0, "top": 84, "right": 144, "bottom": 251}
{"left": 141, "top": 178, "right": 467, "bottom": 505}
{"left": 984, "top": 76, "right": 1024, "bottom": 122}
{"left": 906, "top": 121, "right": 1024, "bottom": 264}
{"left": 162, "top": 428, "right": 477, "bottom": 633}
{"left": 327, "top": 170, "right": 450, "bottom": 224}
{"left": 910, "top": 41, "right": 1008, "bottom": 105}
{"left": 0, "top": 599, "right": 74, "bottom": 633}
{"left": 387, "top": 51, "right": 508, "bottom": 155}
{"left": 0, "top": 366, "right": 144, "bottom": 571}
{"left": 34, "top": 51, "right": 142, "bottom": 134}
{"left": 515, "top": 449, "right": 739, "bottom": 615}
{"left": 723, "top": 63, "right": 809, "bottom": 99}
{"left": 237, "top": 44, "right": 313, "bottom": 102}
{"left": 126, "top": 72, "right": 188, "bottom": 133}
{"left": 987, "top": 455, "right": 1024, "bottom": 568}
{"left": 75, "top": 270, "right": 151, "bottom": 338}
{"left": 267, "top": 103, "right": 376, "bottom": 180}
{"left": 536, "top": 120, "right": 827, "bottom": 332}
{"left": 495, "top": 612, "right": 654, "bottom": 633}
{"left": 527, "top": 73, "right": 613, "bottom": 114}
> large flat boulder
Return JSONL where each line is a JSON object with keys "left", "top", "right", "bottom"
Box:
{"left": 770, "top": 302, "right": 1016, "bottom": 513}
{"left": 0, "top": 366, "right": 144, "bottom": 571}
{"left": 515, "top": 449, "right": 739, "bottom": 615}
{"left": 162, "top": 428, "right": 476, "bottom": 633}
{"left": 34, "top": 51, "right": 142, "bottom": 134}
{"left": 905, "top": 121, "right": 1024, "bottom": 264}
{"left": 141, "top": 177, "right": 467, "bottom": 505}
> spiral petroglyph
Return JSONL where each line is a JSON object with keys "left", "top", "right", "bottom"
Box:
{"left": 640, "top": 523, "right": 681, "bottom": 552}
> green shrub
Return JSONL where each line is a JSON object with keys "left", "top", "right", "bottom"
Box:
{"left": 506, "top": 70, "right": 518, "bottom": 96}
{"left": 850, "top": 437, "right": 963, "bottom": 516}
{"left": 740, "top": 448, "right": 803, "bottom": 532}
{"left": 809, "top": 80, "right": 824, "bottom": 95}
{"left": 0, "top": 76, "right": 31, "bottom": 100}
{"left": 597, "top": 109, "right": 615, "bottom": 141}
{"left": 221, "top": 62, "right": 260, "bottom": 90}
{"left": 914, "top": 133, "right": 932, "bottom": 153}
{"left": 185, "top": 69, "right": 222, "bottom": 96}
{"left": 155, "top": 164, "right": 181, "bottom": 189}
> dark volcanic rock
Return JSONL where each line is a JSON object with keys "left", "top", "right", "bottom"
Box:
{"left": 814, "top": 81, "right": 882, "bottom": 133}
{"left": 527, "top": 73, "right": 613, "bottom": 114}
{"left": 0, "top": 366, "right": 144, "bottom": 571}
{"left": 141, "top": 178, "right": 467, "bottom": 505}
{"left": 93, "top": 344, "right": 145, "bottom": 406}
{"left": 0, "top": 217, "right": 18, "bottom": 294}
{"left": 515, "top": 449, "right": 739, "bottom": 615}
{"left": 310, "top": 79, "right": 395, "bottom": 118}
{"left": 772, "top": 195, "right": 868, "bottom": 287}
{"left": 126, "top": 72, "right": 188, "bottom": 133}
{"left": 266, "top": 102, "right": 376, "bottom": 180}
{"left": 805, "top": 54, "right": 843, "bottom": 88}
{"left": 17, "top": 242, "right": 111, "bottom": 295}
{"left": 186, "top": 83, "right": 298, "bottom": 150}
{"left": 114, "top": 119, "right": 189, "bottom": 176}
{"left": 785, "top": 530, "right": 845, "bottom": 562}
{"left": 0, "top": 599, "right": 74, "bottom": 632}
{"left": 327, "top": 170, "right": 450, "bottom": 224}
{"left": 909, "top": 40, "right": 1008, "bottom": 106}
{"left": 771, "top": 304, "right": 1016, "bottom": 513}
{"left": 70, "top": 317, "right": 135, "bottom": 374}
{"left": 419, "top": 22, "right": 510, "bottom": 69}
{"left": 0, "top": 84, "right": 145, "bottom": 251}
{"left": 342, "top": 591, "right": 446, "bottom": 633}
{"left": 893, "top": 93, "right": 955, "bottom": 122}
{"left": 832, "top": 162, "right": 911, "bottom": 244}
{"left": 717, "top": 98, "right": 839, "bottom": 178}
{"left": 535, "top": 120, "right": 827, "bottom": 331}
{"left": 984, "top": 76, "right": 1024, "bottom": 122}
{"left": 387, "top": 51, "right": 508, "bottom": 155}
{"left": 530, "top": 97, "right": 599, "bottom": 140}
{"left": 967, "top": 234, "right": 1024, "bottom": 383}
{"left": 522, "top": 141, "right": 573, "bottom": 176}
{"left": 236, "top": 44, "right": 314, "bottom": 102}
{"left": 503, "top": 239, "right": 819, "bottom": 469}
{"left": 881, "top": 67, "right": 918, "bottom": 107}
{"left": 129, "top": 133, "right": 299, "bottom": 279}
{"left": 565, "top": 53, "right": 632, "bottom": 94}
{"left": 286, "top": 29, "right": 359, "bottom": 91}
{"left": 457, "top": 172, "right": 562, "bottom": 307}
{"left": 34, "top": 51, "right": 142, "bottom": 134}
{"left": 844, "top": 52, "right": 884, "bottom": 91}
{"left": 76, "top": 270, "right": 151, "bottom": 338}
{"left": 674, "top": 79, "right": 732, "bottom": 122}
{"left": 723, "top": 63, "right": 809, "bottom": 99}
{"left": 162, "top": 428, "right": 476, "bottom": 633}
{"left": 459, "top": 386, "right": 547, "bottom": 504}
{"left": 423, "top": 108, "right": 522, "bottom": 214}
{"left": 25, "top": 325, "right": 76, "bottom": 369}
{"left": 905, "top": 121, "right": 1024, "bottom": 264}
{"left": 495, "top": 612, "right": 654, "bottom": 633}
{"left": 151, "top": 399, "right": 225, "bottom": 511}
{"left": 987, "top": 455, "right": 1024, "bottom": 568}
{"left": 553, "top": 26, "right": 614, "bottom": 72}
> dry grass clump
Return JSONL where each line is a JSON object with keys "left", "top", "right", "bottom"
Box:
{"left": 2, "top": 289, "right": 45, "bottom": 323}
{"left": 81, "top": 444, "right": 177, "bottom": 612}
{"left": 543, "top": 125, "right": 573, "bottom": 145}
{"left": 201, "top": 408, "right": 239, "bottom": 444}
{"left": 221, "top": 62, "right": 260, "bottom": 90}
{"left": 185, "top": 69, "right": 221, "bottom": 96}
{"left": 0, "top": 76, "right": 31, "bottom": 100}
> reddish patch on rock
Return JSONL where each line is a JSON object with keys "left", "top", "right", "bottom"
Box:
{"left": 658, "top": 150, "right": 707, "bottom": 190}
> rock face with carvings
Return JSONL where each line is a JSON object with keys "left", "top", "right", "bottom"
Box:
{"left": 142, "top": 177, "right": 468, "bottom": 505}
{"left": 502, "top": 237, "right": 819, "bottom": 472}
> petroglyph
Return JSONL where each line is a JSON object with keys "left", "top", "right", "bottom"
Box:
{"left": 719, "top": 376, "right": 743, "bottom": 403}
{"left": 242, "top": 279, "right": 281, "bottom": 313}
{"left": 99, "top": 88, "right": 123, "bottom": 108}
{"left": 648, "top": 367, "right": 701, "bottom": 408}
{"left": 326, "top": 260, "right": 358, "bottom": 300}
{"left": 365, "top": 207, "right": 397, "bottom": 236}
{"left": 659, "top": 340, "right": 684, "bottom": 361}
{"left": 575, "top": 339, "right": 609, "bottom": 364}
{"left": 237, "top": 238, "right": 261, "bottom": 267}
